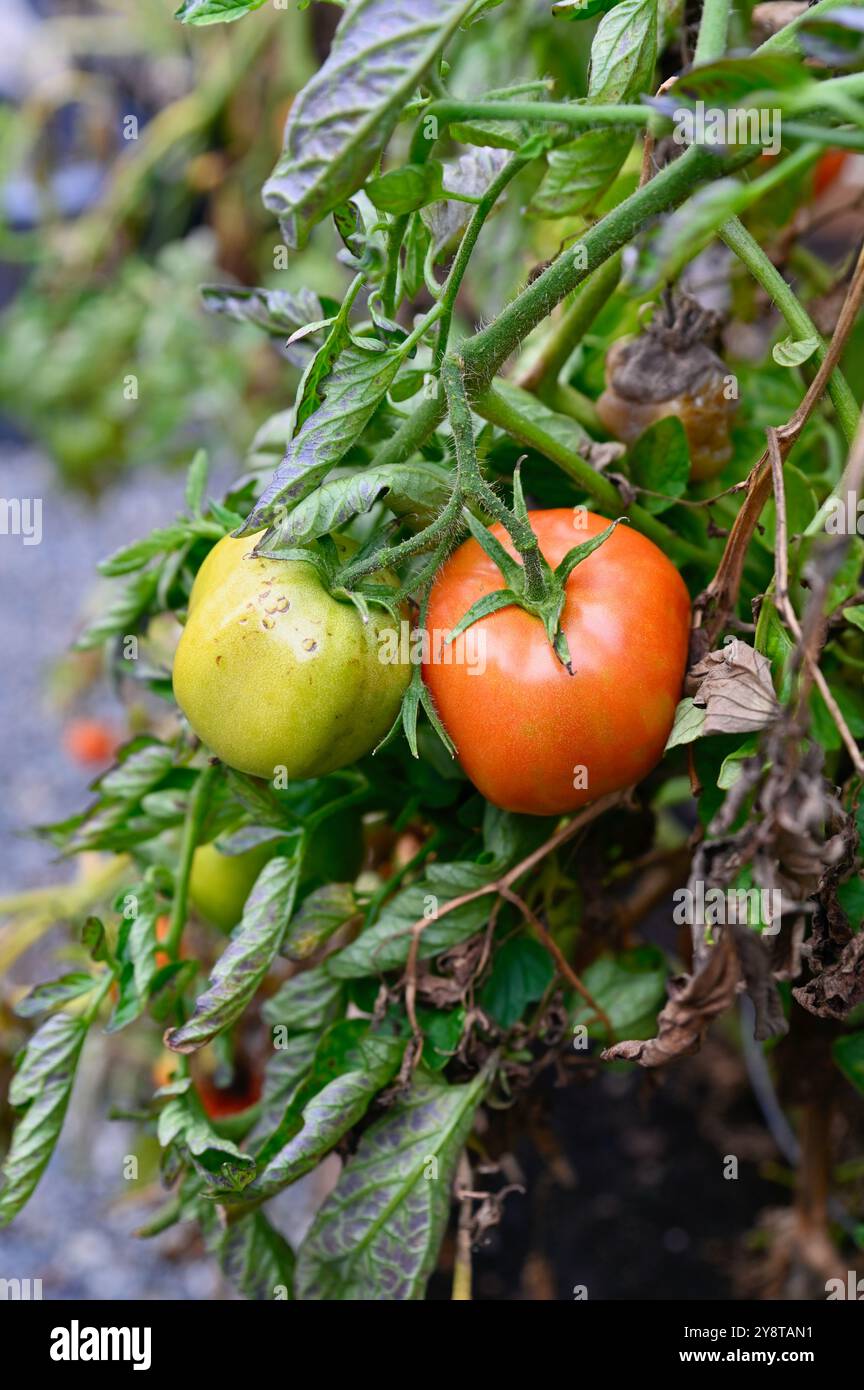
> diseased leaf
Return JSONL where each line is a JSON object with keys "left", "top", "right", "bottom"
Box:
{"left": 237, "top": 339, "right": 403, "bottom": 535}
{"left": 255, "top": 461, "right": 453, "bottom": 550}
{"left": 213, "top": 1211, "right": 296, "bottom": 1301}
{"left": 14, "top": 973, "right": 95, "bottom": 1019}
{"left": 166, "top": 846, "right": 303, "bottom": 1053}
{"left": 328, "top": 860, "right": 498, "bottom": 978}
{"left": 158, "top": 1094, "right": 255, "bottom": 1192}
{"left": 248, "top": 1035, "right": 404, "bottom": 1199}
{"left": 421, "top": 148, "right": 509, "bottom": 258}
{"left": 247, "top": 1031, "right": 322, "bottom": 1153}
{"left": 201, "top": 285, "right": 329, "bottom": 367}
{"left": 0, "top": 1012, "right": 88, "bottom": 1225}
{"left": 263, "top": 0, "right": 478, "bottom": 249}
{"left": 282, "top": 884, "right": 357, "bottom": 962}
{"left": 263, "top": 964, "right": 345, "bottom": 1033}
{"left": 295, "top": 1072, "right": 488, "bottom": 1299}
{"left": 690, "top": 639, "right": 780, "bottom": 735}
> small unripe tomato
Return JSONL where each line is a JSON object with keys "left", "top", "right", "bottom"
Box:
{"left": 188, "top": 841, "right": 276, "bottom": 931}
{"left": 423, "top": 509, "right": 690, "bottom": 816}
{"left": 172, "top": 533, "right": 410, "bottom": 780}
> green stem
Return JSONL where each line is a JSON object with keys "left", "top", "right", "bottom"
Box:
{"left": 434, "top": 153, "right": 529, "bottom": 367}
{"left": 476, "top": 384, "right": 705, "bottom": 564}
{"left": 719, "top": 217, "right": 859, "bottom": 443}
{"left": 694, "top": 0, "right": 731, "bottom": 65}
{"left": 166, "top": 763, "right": 219, "bottom": 960}
{"left": 522, "top": 254, "right": 623, "bottom": 395}
{"left": 442, "top": 356, "right": 546, "bottom": 600}
{"left": 760, "top": 0, "right": 857, "bottom": 51}
{"left": 424, "top": 99, "right": 653, "bottom": 132}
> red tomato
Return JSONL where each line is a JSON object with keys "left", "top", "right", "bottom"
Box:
{"left": 423, "top": 509, "right": 691, "bottom": 816}
{"left": 198, "top": 1071, "right": 262, "bottom": 1119}
{"left": 63, "top": 718, "right": 119, "bottom": 766}
{"left": 813, "top": 149, "right": 848, "bottom": 198}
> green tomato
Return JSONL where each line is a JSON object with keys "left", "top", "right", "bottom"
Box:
{"left": 172, "top": 532, "right": 409, "bottom": 780}
{"left": 189, "top": 840, "right": 275, "bottom": 931}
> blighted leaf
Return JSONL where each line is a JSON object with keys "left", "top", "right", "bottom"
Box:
{"left": 158, "top": 1094, "right": 255, "bottom": 1192}
{"left": 794, "top": 931, "right": 864, "bottom": 1021}
{"left": 421, "top": 147, "right": 509, "bottom": 258}
{"left": 14, "top": 974, "right": 95, "bottom": 1019}
{"left": 263, "top": 965, "right": 345, "bottom": 1033}
{"left": 690, "top": 639, "right": 780, "bottom": 735}
{"left": 212, "top": 1212, "right": 296, "bottom": 1301}
{"left": 201, "top": 285, "right": 329, "bottom": 367}
{"left": 282, "top": 884, "right": 357, "bottom": 962}
{"left": 295, "top": 1072, "right": 488, "bottom": 1299}
{"left": 248, "top": 1035, "right": 404, "bottom": 1199}
{"left": 480, "top": 937, "right": 554, "bottom": 1029}
{"left": 247, "top": 1032, "right": 321, "bottom": 1153}
{"left": 328, "top": 860, "right": 498, "bottom": 977}
{"left": 773, "top": 334, "right": 820, "bottom": 368}
{"left": 166, "top": 846, "right": 302, "bottom": 1053}
{"left": 0, "top": 1012, "right": 88, "bottom": 1225}
{"left": 257, "top": 460, "right": 453, "bottom": 551}
{"left": 602, "top": 931, "right": 740, "bottom": 1067}
{"left": 263, "top": 0, "right": 478, "bottom": 249}
{"left": 238, "top": 339, "right": 404, "bottom": 534}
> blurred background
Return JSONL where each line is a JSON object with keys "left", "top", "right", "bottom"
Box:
{"left": 0, "top": 0, "right": 862, "bottom": 1301}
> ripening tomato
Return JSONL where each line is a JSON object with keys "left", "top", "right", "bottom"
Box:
{"left": 423, "top": 509, "right": 690, "bottom": 816}
{"left": 63, "top": 718, "right": 119, "bottom": 767}
{"left": 198, "top": 1068, "right": 262, "bottom": 1119}
{"left": 172, "top": 532, "right": 410, "bottom": 781}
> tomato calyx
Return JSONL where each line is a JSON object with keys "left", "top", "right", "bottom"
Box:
{"left": 448, "top": 471, "right": 626, "bottom": 672}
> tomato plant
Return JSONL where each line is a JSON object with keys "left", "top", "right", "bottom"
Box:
{"left": 2, "top": 0, "right": 864, "bottom": 1311}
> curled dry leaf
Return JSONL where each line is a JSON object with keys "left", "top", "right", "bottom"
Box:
{"left": 601, "top": 931, "right": 741, "bottom": 1068}
{"left": 688, "top": 638, "right": 780, "bottom": 735}
{"left": 793, "top": 931, "right": 864, "bottom": 1020}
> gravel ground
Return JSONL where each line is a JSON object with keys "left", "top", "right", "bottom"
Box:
{"left": 0, "top": 442, "right": 251, "bottom": 1299}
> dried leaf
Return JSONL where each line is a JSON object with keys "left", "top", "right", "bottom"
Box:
{"left": 690, "top": 638, "right": 780, "bottom": 735}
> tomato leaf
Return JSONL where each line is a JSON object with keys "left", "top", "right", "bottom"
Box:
{"left": 211, "top": 1211, "right": 296, "bottom": 1301}
{"left": 0, "top": 1012, "right": 89, "bottom": 1226}
{"left": 247, "top": 1035, "right": 404, "bottom": 1199}
{"left": 166, "top": 844, "right": 303, "bottom": 1053}
{"left": 201, "top": 284, "right": 330, "bottom": 367}
{"left": 571, "top": 947, "right": 668, "bottom": 1038}
{"left": 255, "top": 461, "right": 453, "bottom": 550}
{"left": 263, "top": 0, "right": 478, "bottom": 249}
{"left": 628, "top": 416, "right": 691, "bottom": 514}
{"left": 480, "top": 937, "right": 555, "bottom": 1028}
{"left": 175, "top": 0, "right": 269, "bottom": 24}
{"left": 772, "top": 335, "right": 820, "bottom": 367}
{"left": 295, "top": 1072, "right": 488, "bottom": 1299}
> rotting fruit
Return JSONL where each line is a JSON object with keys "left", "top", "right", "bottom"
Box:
{"left": 423, "top": 508, "right": 691, "bottom": 816}
{"left": 172, "top": 532, "right": 410, "bottom": 781}
{"left": 596, "top": 293, "right": 737, "bottom": 481}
